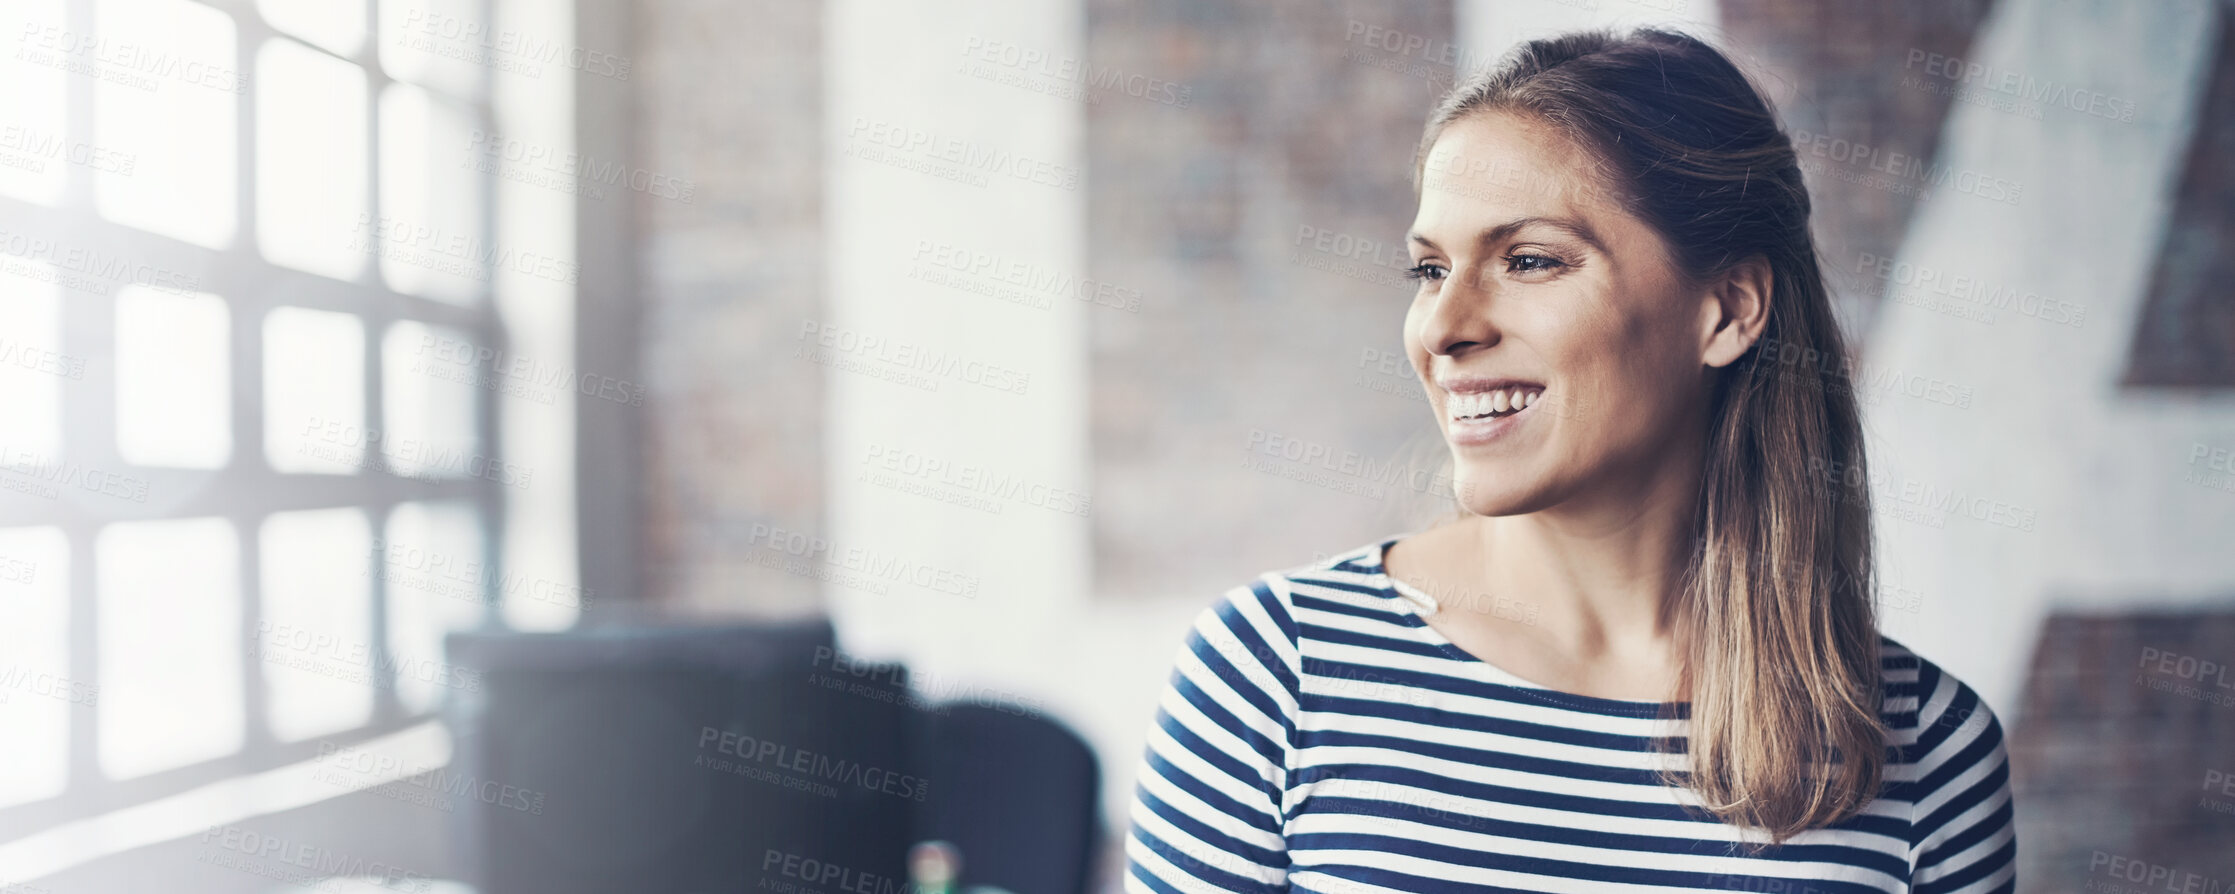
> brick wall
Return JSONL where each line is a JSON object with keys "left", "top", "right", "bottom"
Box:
{"left": 1085, "top": 0, "right": 1457, "bottom": 602}
{"left": 633, "top": 0, "right": 824, "bottom": 615}
{"left": 2010, "top": 612, "right": 2235, "bottom": 891}
{"left": 1718, "top": 0, "right": 1996, "bottom": 329}
{"left": 2123, "top": 10, "right": 2235, "bottom": 387}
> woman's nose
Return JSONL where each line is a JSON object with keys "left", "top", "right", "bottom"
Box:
{"left": 1421, "top": 267, "right": 1500, "bottom": 357}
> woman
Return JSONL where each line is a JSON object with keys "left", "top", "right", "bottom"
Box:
{"left": 1125, "top": 27, "right": 2016, "bottom": 893}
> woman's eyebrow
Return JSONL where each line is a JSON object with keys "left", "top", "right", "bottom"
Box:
{"left": 1409, "top": 216, "right": 1605, "bottom": 254}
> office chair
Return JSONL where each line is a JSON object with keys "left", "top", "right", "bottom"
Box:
{"left": 910, "top": 701, "right": 1102, "bottom": 894}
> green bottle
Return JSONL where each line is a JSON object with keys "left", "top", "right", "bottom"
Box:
{"left": 907, "top": 839, "right": 960, "bottom": 894}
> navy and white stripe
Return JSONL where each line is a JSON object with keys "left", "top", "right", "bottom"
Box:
{"left": 1126, "top": 536, "right": 2016, "bottom": 893}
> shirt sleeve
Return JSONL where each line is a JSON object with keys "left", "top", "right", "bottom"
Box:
{"left": 1124, "top": 579, "right": 1300, "bottom": 894}
{"left": 1908, "top": 661, "right": 2018, "bottom": 893}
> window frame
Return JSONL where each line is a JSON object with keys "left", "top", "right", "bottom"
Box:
{"left": 0, "top": 0, "right": 512, "bottom": 838}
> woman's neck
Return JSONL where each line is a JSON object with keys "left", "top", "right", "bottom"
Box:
{"left": 1463, "top": 430, "right": 1704, "bottom": 661}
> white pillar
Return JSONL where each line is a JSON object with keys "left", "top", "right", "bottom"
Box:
{"left": 1865, "top": 0, "right": 2224, "bottom": 715}
{"left": 822, "top": 0, "right": 1091, "bottom": 697}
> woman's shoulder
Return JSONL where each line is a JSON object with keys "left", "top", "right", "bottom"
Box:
{"left": 1182, "top": 535, "right": 1412, "bottom": 653}
{"left": 1875, "top": 635, "right": 2016, "bottom": 872}
{"left": 1875, "top": 634, "right": 2011, "bottom": 765}
{"left": 1209, "top": 534, "right": 1411, "bottom": 617}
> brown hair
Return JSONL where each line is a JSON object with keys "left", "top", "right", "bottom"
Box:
{"left": 1413, "top": 27, "right": 1884, "bottom": 844}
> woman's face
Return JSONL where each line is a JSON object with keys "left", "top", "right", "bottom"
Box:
{"left": 1404, "top": 111, "right": 1727, "bottom": 518}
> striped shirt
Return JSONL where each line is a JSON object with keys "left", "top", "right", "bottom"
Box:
{"left": 1125, "top": 536, "right": 2017, "bottom": 893}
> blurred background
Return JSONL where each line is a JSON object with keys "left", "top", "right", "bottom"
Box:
{"left": 0, "top": 0, "right": 2230, "bottom": 891}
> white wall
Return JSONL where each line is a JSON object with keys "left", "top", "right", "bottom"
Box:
{"left": 819, "top": 0, "right": 1118, "bottom": 819}
{"left": 1866, "top": 0, "right": 2231, "bottom": 719}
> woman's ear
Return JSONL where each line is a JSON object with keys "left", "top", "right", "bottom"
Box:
{"left": 1700, "top": 255, "right": 1773, "bottom": 368}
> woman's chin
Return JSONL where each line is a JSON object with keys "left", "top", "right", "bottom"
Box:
{"left": 1447, "top": 470, "right": 1550, "bottom": 518}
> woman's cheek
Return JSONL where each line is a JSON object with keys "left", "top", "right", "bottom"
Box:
{"left": 1401, "top": 311, "right": 1431, "bottom": 371}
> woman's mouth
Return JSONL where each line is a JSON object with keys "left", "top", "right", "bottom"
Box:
{"left": 1446, "top": 385, "right": 1544, "bottom": 422}
{"left": 1441, "top": 382, "right": 1545, "bottom": 446}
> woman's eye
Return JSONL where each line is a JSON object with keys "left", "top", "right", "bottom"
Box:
{"left": 1505, "top": 253, "right": 1566, "bottom": 274}
{"left": 1403, "top": 263, "right": 1447, "bottom": 283}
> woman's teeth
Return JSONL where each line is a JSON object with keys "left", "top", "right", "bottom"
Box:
{"left": 1449, "top": 387, "right": 1542, "bottom": 421}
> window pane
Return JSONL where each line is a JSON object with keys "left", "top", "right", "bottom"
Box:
{"left": 0, "top": 263, "right": 65, "bottom": 463}
{"left": 265, "top": 307, "right": 365, "bottom": 474}
{"left": 382, "top": 501, "right": 483, "bottom": 714}
{"left": 0, "top": 527, "right": 70, "bottom": 808}
{"left": 259, "top": 508, "right": 374, "bottom": 741}
{"left": 97, "top": 517, "right": 241, "bottom": 779}
{"left": 0, "top": 0, "right": 71, "bottom": 205}
{"left": 258, "top": 0, "right": 365, "bottom": 57}
{"left": 115, "top": 286, "right": 229, "bottom": 469}
{"left": 381, "top": 321, "right": 477, "bottom": 480}
{"left": 93, "top": 0, "right": 239, "bottom": 249}
{"left": 378, "top": 82, "right": 485, "bottom": 302}
{"left": 257, "top": 38, "right": 368, "bottom": 281}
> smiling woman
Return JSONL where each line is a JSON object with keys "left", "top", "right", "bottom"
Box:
{"left": 1125, "top": 27, "right": 2015, "bottom": 894}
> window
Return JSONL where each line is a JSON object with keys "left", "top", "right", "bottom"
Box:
{"left": 0, "top": 0, "right": 576, "bottom": 832}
